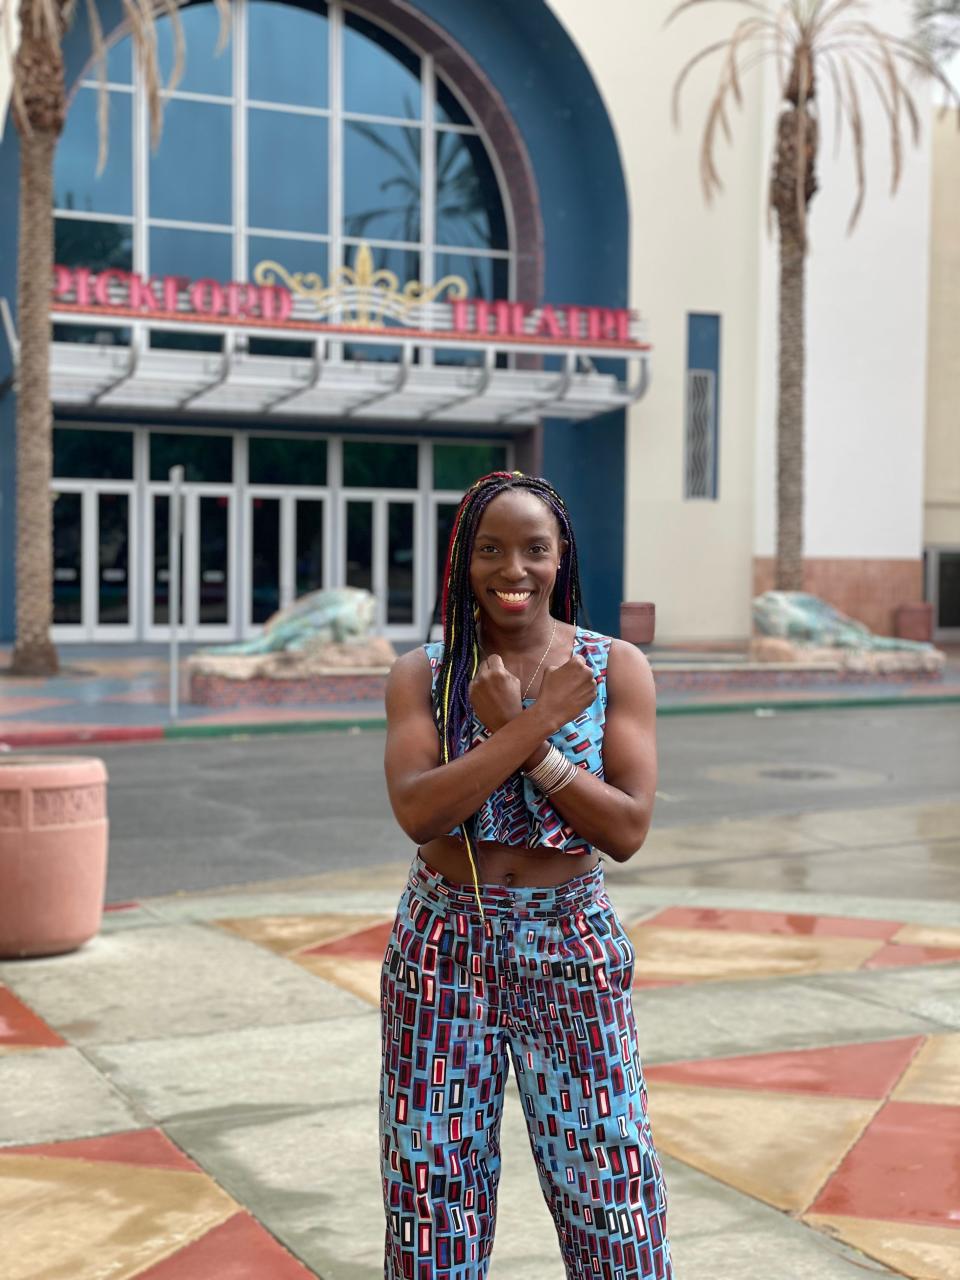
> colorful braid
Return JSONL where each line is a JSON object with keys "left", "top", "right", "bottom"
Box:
{"left": 432, "top": 471, "right": 583, "bottom": 919}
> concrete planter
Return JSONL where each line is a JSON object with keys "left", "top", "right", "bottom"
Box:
{"left": 0, "top": 756, "right": 109, "bottom": 959}
{"left": 620, "top": 601, "right": 656, "bottom": 646}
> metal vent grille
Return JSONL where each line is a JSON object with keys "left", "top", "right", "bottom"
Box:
{"left": 684, "top": 368, "right": 716, "bottom": 499}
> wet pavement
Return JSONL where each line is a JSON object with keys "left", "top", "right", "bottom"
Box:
{"left": 1, "top": 718, "right": 959, "bottom": 1278}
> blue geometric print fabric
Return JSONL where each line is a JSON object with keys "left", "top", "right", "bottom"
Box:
{"left": 380, "top": 854, "right": 672, "bottom": 1279}
{"left": 424, "top": 626, "right": 612, "bottom": 855}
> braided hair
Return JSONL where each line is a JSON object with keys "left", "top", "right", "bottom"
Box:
{"left": 433, "top": 471, "right": 583, "bottom": 913}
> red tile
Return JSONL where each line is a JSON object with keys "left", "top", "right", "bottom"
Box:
{"left": 104, "top": 901, "right": 141, "bottom": 913}
{"left": 645, "top": 1037, "right": 925, "bottom": 1100}
{"left": 863, "top": 944, "right": 960, "bottom": 970}
{"left": 302, "top": 920, "right": 394, "bottom": 959}
{"left": 0, "top": 987, "right": 66, "bottom": 1049}
{"left": 809, "top": 1100, "right": 960, "bottom": 1226}
{"left": 644, "top": 907, "right": 901, "bottom": 941}
{"left": 134, "top": 1211, "right": 318, "bottom": 1279}
{"left": 0, "top": 1128, "right": 201, "bottom": 1173}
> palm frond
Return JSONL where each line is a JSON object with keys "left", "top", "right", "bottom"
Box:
{"left": 841, "top": 57, "right": 867, "bottom": 231}
{"left": 666, "top": 0, "right": 773, "bottom": 27}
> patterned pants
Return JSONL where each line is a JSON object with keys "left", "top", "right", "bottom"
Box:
{"left": 380, "top": 853, "right": 672, "bottom": 1279}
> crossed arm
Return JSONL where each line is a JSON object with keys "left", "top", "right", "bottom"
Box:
{"left": 383, "top": 639, "right": 658, "bottom": 861}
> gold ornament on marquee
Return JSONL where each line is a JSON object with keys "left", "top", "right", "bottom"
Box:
{"left": 252, "top": 242, "right": 469, "bottom": 329}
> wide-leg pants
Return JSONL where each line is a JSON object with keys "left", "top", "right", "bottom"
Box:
{"left": 379, "top": 852, "right": 672, "bottom": 1279}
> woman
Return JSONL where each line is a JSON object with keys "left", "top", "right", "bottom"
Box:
{"left": 381, "top": 471, "right": 672, "bottom": 1279}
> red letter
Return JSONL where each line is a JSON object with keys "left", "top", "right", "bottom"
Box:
{"left": 532, "top": 305, "right": 561, "bottom": 340}
{"left": 93, "top": 269, "right": 128, "bottom": 306}
{"left": 129, "top": 275, "right": 164, "bottom": 312}
{"left": 474, "top": 299, "right": 526, "bottom": 336}
{"left": 225, "top": 283, "right": 262, "bottom": 319}
{"left": 162, "top": 276, "right": 188, "bottom": 313}
{"left": 52, "top": 266, "right": 73, "bottom": 300}
{"left": 586, "top": 308, "right": 631, "bottom": 343}
{"left": 72, "top": 268, "right": 93, "bottom": 307}
{"left": 189, "top": 279, "right": 224, "bottom": 316}
{"left": 451, "top": 299, "right": 471, "bottom": 333}
{"left": 259, "top": 286, "right": 292, "bottom": 322}
{"left": 564, "top": 305, "right": 583, "bottom": 340}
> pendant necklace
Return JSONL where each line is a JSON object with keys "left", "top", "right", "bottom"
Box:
{"left": 480, "top": 615, "right": 558, "bottom": 698}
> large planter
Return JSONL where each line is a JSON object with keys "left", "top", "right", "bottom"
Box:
{"left": 620, "top": 601, "right": 656, "bottom": 646}
{"left": 0, "top": 756, "right": 109, "bottom": 959}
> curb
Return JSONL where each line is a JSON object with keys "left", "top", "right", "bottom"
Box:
{"left": 3, "top": 691, "right": 959, "bottom": 748}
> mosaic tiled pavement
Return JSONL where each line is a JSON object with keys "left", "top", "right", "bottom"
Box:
{"left": 2, "top": 802, "right": 959, "bottom": 1279}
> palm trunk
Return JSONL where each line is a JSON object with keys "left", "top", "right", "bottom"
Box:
{"left": 775, "top": 229, "right": 805, "bottom": 592}
{"left": 10, "top": 2, "right": 66, "bottom": 676}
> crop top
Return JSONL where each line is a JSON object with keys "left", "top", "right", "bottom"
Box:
{"left": 424, "top": 625, "right": 611, "bottom": 855}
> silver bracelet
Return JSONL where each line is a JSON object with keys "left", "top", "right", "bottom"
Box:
{"left": 524, "top": 744, "right": 578, "bottom": 795}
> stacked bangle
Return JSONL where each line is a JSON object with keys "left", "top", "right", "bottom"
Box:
{"left": 524, "top": 744, "right": 578, "bottom": 795}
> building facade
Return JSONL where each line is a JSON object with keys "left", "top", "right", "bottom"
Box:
{"left": 0, "top": 0, "right": 953, "bottom": 646}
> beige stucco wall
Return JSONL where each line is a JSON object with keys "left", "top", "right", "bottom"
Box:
{"left": 546, "top": 0, "right": 766, "bottom": 641}
{"left": 925, "top": 113, "right": 960, "bottom": 547}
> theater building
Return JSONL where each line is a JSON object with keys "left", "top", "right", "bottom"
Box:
{"left": 0, "top": 0, "right": 951, "bottom": 645}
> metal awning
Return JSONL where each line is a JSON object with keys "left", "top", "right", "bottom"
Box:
{"left": 1, "top": 299, "right": 650, "bottom": 428}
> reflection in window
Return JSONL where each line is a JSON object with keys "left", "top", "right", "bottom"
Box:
{"left": 248, "top": 110, "right": 328, "bottom": 233}
{"left": 342, "top": 245, "right": 418, "bottom": 362}
{"left": 343, "top": 440, "right": 417, "bottom": 488}
{"left": 251, "top": 496, "right": 281, "bottom": 623}
{"left": 344, "top": 121, "right": 421, "bottom": 242}
{"left": 296, "top": 499, "right": 325, "bottom": 597}
{"left": 54, "top": 428, "right": 134, "bottom": 480}
{"left": 436, "top": 132, "right": 507, "bottom": 250}
{"left": 249, "top": 436, "right": 328, "bottom": 485}
{"left": 98, "top": 493, "right": 130, "bottom": 625}
{"left": 433, "top": 443, "right": 507, "bottom": 491}
{"left": 150, "top": 432, "right": 233, "bottom": 482}
{"left": 149, "top": 226, "right": 232, "bottom": 280}
{"left": 55, "top": 218, "right": 133, "bottom": 271}
{"left": 344, "top": 11, "right": 420, "bottom": 120}
{"left": 248, "top": 235, "right": 328, "bottom": 283}
{"left": 434, "top": 253, "right": 508, "bottom": 300}
{"left": 149, "top": 99, "right": 232, "bottom": 224}
{"left": 248, "top": 0, "right": 328, "bottom": 107}
{"left": 387, "top": 502, "right": 414, "bottom": 624}
{"left": 53, "top": 492, "right": 83, "bottom": 625}
{"left": 156, "top": 3, "right": 231, "bottom": 96}
{"left": 54, "top": 89, "right": 132, "bottom": 216}
{"left": 436, "top": 79, "right": 472, "bottom": 127}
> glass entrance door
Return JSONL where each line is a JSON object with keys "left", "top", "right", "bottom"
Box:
{"left": 52, "top": 485, "right": 136, "bottom": 640}
{"left": 148, "top": 487, "right": 235, "bottom": 640}
{"left": 339, "top": 494, "right": 419, "bottom": 636}
{"left": 245, "top": 491, "right": 328, "bottom": 633}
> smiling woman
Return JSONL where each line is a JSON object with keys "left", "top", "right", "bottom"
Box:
{"left": 378, "top": 470, "right": 672, "bottom": 1278}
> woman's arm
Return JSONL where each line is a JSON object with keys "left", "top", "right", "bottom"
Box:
{"left": 529, "top": 640, "right": 657, "bottom": 862}
{"left": 384, "top": 649, "right": 574, "bottom": 844}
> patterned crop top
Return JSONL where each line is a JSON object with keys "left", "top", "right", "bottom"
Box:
{"left": 424, "top": 625, "right": 611, "bottom": 856}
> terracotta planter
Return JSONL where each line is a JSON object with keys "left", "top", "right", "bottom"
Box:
{"left": 0, "top": 756, "right": 109, "bottom": 959}
{"left": 894, "top": 602, "right": 933, "bottom": 643}
{"left": 620, "top": 601, "right": 656, "bottom": 646}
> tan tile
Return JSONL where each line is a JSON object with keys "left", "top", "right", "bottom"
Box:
{"left": 894, "top": 924, "right": 960, "bottom": 949}
{"left": 295, "top": 954, "right": 382, "bottom": 1007}
{"left": 804, "top": 1214, "right": 960, "bottom": 1279}
{"left": 625, "top": 925, "right": 881, "bottom": 982}
{"left": 788, "top": 803, "right": 960, "bottom": 849}
{"left": 213, "top": 913, "right": 387, "bottom": 957}
{"left": 0, "top": 1154, "right": 236, "bottom": 1280}
{"left": 893, "top": 1034, "right": 960, "bottom": 1106}
{"left": 647, "top": 1083, "right": 878, "bottom": 1213}
{"left": 638, "top": 818, "right": 830, "bottom": 862}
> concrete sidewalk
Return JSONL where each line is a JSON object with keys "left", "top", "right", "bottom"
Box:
{"left": 2, "top": 800, "right": 959, "bottom": 1278}
{"left": 2, "top": 644, "right": 959, "bottom": 748}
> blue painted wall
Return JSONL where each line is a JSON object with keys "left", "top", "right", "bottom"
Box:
{"left": 0, "top": 0, "right": 629, "bottom": 639}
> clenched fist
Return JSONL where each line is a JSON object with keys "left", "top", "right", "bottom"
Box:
{"left": 537, "top": 655, "right": 597, "bottom": 729}
{"left": 469, "top": 654, "right": 523, "bottom": 733}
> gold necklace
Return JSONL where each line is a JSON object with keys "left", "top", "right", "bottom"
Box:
{"left": 480, "top": 616, "right": 558, "bottom": 698}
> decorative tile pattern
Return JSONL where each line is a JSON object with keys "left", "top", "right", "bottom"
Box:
{"left": 0, "top": 986, "right": 66, "bottom": 1052}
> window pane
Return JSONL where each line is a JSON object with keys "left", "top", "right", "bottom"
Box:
{"left": 248, "top": 109, "right": 328, "bottom": 233}
{"left": 55, "top": 88, "right": 132, "bottom": 216}
{"left": 436, "top": 79, "right": 472, "bottom": 126}
{"left": 55, "top": 217, "right": 133, "bottom": 271}
{"left": 345, "top": 500, "right": 373, "bottom": 593}
{"left": 433, "top": 443, "right": 507, "bottom": 491}
{"left": 150, "top": 432, "right": 233, "bottom": 482}
{"left": 938, "top": 552, "right": 960, "bottom": 629}
{"left": 344, "top": 121, "right": 421, "bottom": 242}
{"left": 296, "top": 499, "right": 325, "bottom": 597}
{"left": 341, "top": 245, "right": 419, "bottom": 363}
{"left": 157, "top": 4, "right": 232, "bottom": 96}
{"left": 53, "top": 492, "right": 83, "bottom": 625}
{"left": 98, "top": 492, "right": 130, "bottom": 625}
{"left": 436, "top": 132, "right": 508, "bottom": 250}
{"left": 248, "top": 237, "right": 326, "bottom": 357}
{"left": 432, "top": 501, "right": 458, "bottom": 626}
{"left": 387, "top": 502, "right": 414, "bottom": 624}
{"left": 149, "top": 226, "right": 232, "bottom": 280}
{"left": 152, "top": 495, "right": 184, "bottom": 625}
{"left": 434, "top": 253, "right": 508, "bottom": 300}
{"left": 54, "top": 428, "right": 134, "bottom": 480}
{"left": 344, "top": 12, "right": 420, "bottom": 120}
{"left": 249, "top": 436, "right": 327, "bottom": 485}
{"left": 198, "top": 495, "right": 230, "bottom": 623}
{"left": 149, "top": 99, "right": 232, "bottom": 224}
{"left": 248, "top": 0, "right": 328, "bottom": 107}
{"left": 251, "top": 496, "right": 280, "bottom": 623}
{"left": 343, "top": 441, "right": 417, "bottom": 488}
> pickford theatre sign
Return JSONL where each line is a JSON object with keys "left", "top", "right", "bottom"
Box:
{"left": 51, "top": 243, "right": 644, "bottom": 351}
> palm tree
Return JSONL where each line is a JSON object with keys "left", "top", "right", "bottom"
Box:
{"left": 670, "top": 0, "right": 954, "bottom": 592}
{"left": 2, "top": 0, "right": 226, "bottom": 674}
{"left": 915, "top": 1, "right": 960, "bottom": 62}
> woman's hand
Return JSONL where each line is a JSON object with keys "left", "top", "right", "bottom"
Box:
{"left": 469, "top": 654, "right": 523, "bottom": 733}
{"left": 536, "top": 655, "right": 597, "bottom": 730}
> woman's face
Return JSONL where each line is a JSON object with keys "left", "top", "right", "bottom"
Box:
{"left": 469, "top": 489, "right": 567, "bottom": 628}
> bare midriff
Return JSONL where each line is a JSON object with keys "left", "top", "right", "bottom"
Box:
{"left": 418, "top": 835, "right": 601, "bottom": 888}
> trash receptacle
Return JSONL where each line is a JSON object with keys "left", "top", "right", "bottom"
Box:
{"left": 0, "top": 756, "right": 108, "bottom": 958}
{"left": 894, "top": 602, "right": 933, "bottom": 643}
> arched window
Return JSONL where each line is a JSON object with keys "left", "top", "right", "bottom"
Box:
{"left": 53, "top": 0, "right": 514, "bottom": 344}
